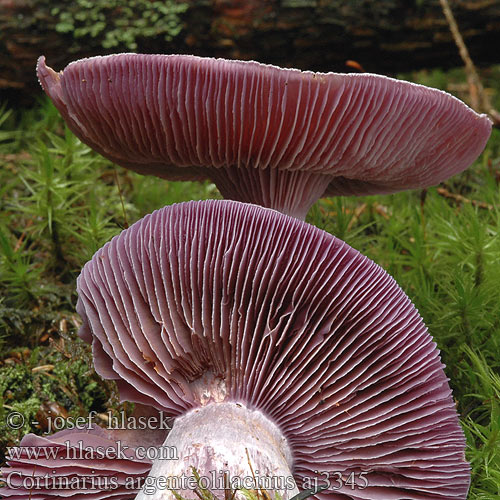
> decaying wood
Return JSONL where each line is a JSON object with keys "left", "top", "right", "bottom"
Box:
{"left": 1, "top": 0, "right": 500, "bottom": 103}
{"left": 437, "top": 187, "right": 494, "bottom": 210}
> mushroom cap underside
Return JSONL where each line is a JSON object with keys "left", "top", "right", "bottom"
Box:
{"left": 0, "top": 425, "right": 152, "bottom": 499}
{"left": 38, "top": 54, "right": 492, "bottom": 197}
{"left": 76, "top": 199, "right": 470, "bottom": 499}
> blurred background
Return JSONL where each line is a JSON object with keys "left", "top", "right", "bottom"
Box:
{"left": 1, "top": 0, "right": 500, "bottom": 105}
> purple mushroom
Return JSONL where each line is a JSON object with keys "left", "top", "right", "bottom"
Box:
{"left": 68, "top": 200, "right": 468, "bottom": 499}
{"left": 0, "top": 425, "right": 154, "bottom": 499}
{"left": 37, "top": 54, "right": 492, "bottom": 219}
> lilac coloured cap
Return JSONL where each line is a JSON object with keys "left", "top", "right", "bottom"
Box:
{"left": 75, "top": 200, "right": 470, "bottom": 499}
{"left": 0, "top": 425, "right": 152, "bottom": 499}
{"left": 37, "top": 54, "right": 492, "bottom": 219}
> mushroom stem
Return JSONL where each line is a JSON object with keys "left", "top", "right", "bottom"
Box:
{"left": 207, "top": 166, "right": 332, "bottom": 220}
{"left": 135, "top": 402, "right": 298, "bottom": 500}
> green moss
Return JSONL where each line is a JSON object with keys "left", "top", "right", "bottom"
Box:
{"left": 0, "top": 362, "right": 39, "bottom": 450}
{"left": 0, "top": 363, "right": 34, "bottom": 401}
{"left": 52, "top": 0, "right": 189, "bottom": 51}
{"left": 0, "top": 344, "right": 112, "bottom": 463}
{"left": 2, "top": 0, "right": 188, "bottom": 53}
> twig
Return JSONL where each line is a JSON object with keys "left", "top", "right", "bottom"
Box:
{"left": 32, "top": 364, "right": 54, "bottom": 373}
{"left": 14, "top": 219, "right": 33, "bottom": 252}
{"left": 245, "top": 448, "right": 262, "bottom": 500}
{"left": 373, "top": 202, "right": 390, "bottom": 220}
{"left": 113, "top": 166, "right": 129, "bottom": 229}
{"left": 439, "top": 0, "right": 500, "bottom": 127}
{"left": 192, "top": 488, "right": 205, "bottom": 500}
{"left": 345, "top": 60, "right": 365, "bottom": 72}
{"left": 49, "top": 337, "right": 72, "bottom": 359}
{"left": 436, "top": 187, "right": 493, "bottom": 210}
{"left": 346, "top": 203, "right": 367, "bottom": 231}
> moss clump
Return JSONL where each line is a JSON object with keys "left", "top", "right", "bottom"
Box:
{"left": 14, "top": 0, "right": 189, "bottom": 53}
{"left": 0, "top": 344, "right": 113, "bottom": 464}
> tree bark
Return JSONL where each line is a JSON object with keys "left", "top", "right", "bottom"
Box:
{"left": 1, "top": 0, "right": 500, "bottom": 105}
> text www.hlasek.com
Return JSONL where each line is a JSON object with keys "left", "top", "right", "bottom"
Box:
{"left": 6, "top": 440, "right": 178, "bottom": 461}
{"left": 5, "top": 441, "right": 369, "bottom": 494}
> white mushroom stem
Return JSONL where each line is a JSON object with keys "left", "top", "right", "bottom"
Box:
{"left": 135, "top": 402, "right": 298, "bottom": 500}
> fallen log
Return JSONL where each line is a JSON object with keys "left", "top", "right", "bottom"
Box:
{"left": 1, "top": 0, "right": 499, "bottom": 104}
